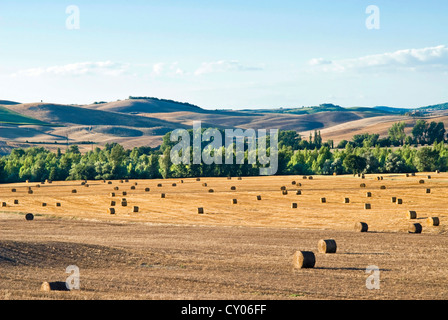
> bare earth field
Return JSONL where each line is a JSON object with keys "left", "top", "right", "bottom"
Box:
{"left": 1, "top": 173, "right": 448, "bottom": 300}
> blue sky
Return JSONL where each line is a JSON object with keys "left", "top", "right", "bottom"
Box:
{"left": 0, "top": 0, "right": 447, "bottom": 109}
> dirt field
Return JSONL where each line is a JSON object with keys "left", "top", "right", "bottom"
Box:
{"left": 1, "top": 173, "right": 448, "bottom": 300}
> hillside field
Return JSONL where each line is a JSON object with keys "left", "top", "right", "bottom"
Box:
{"left": 1, "top": 173, "right": 448, "bottom": 300}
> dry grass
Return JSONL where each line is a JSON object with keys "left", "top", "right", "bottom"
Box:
{"left": 1, "top": 173, "right": 448, "bottom": 300}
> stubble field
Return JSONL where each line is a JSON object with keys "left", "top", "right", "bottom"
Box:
{"left": 1, "top": 173, "right": 447, "bottom": 300}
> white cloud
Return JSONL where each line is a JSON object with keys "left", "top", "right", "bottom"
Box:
{"left": 194, "top": 60, "right": 263, "bottom": 75}
{"left": 308, "top": 45, "right": 448, "bottom": 73}
{"left": 12, "top": 61, "right": 130, "bottom": 77}
{"left": 151, "top": 62, "right": 185, "bottom": 76}
{"left": 308, "top": 58, "right": 332, "bottom": 66}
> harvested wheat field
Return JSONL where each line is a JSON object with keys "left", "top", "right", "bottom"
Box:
{"left": 1, "top": 173, "right": 448, "bottom": 300}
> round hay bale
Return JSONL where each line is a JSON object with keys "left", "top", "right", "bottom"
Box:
{"left": 308, "top": 176, "right": 313, "bottom": 180}
{"left": 355, "top": 222, "right": 368, "bottom": 232}
{"left": 364, "top": 203, "right": 371, "bottom": 210}
{"left": 302, "top": 176, "right": 308, "bottom": 180}
{"left": 1, "top": 202, "right": 6, "bottom": 207}
{"left": 84, "top": 184, "right": 89, "bottom": 188}
{"left": 41, "top": 203, "right": 47, "bottom": 207}
{"left": 419, "top": 180, "right": 425, "bottom": 184}
{"left": 26, "top": 179, "right": 29, "bottom": 183}
{"left": 227, "top": 177, "right": 232, "bottom": 180}
{"left": 297, "top": 183, "right": 302, "bottom": 187}
{"left": 161, "top": 193, "right": 166, "bottom": 198}
{"left": 282, "top": 190, "right": 288, "bottom": 195}
{"left": 256, "top": 195, "right": 262, "bottom": 200}
{"left": 180, "top": 180, "right": 184, "bottom": 183}
{"left": 380, "top": 176, "right": 383, "bottom": 180}
{"left": 291, "top": 203, "right": 298, "bottom": 209}
{"left": 409, "top": 223, "right": 422, "bottom": 234}
{"left": 406, "top": 173, "right": 410, "bottom": 177}
{"left": 407, "top": 211, "right": 417, "bottom": 219}
{"left": 157, "top": 184, "right": 162, "bottom": 187}
{"left": 11, "top": 188, "right": 16, "bottom": 193}
{"left": 427, "top": 175, "right": 431, "bottom": 179}
{"left": 436, "top": 170, "right": 440, "bottom": 174}
{"left": 56, "top": 203, "right": 61, "bottom": 207}
{"left": 108, "top": 208, "right": 116, "bottom": 215}
{"left": 366, "top": 192, "right": 372, "bottom": 197}
{"left": 110, "top": 201, "right": 116, "bottom": 206}
{"left": 14, "top": 200, "right": 19, "bottom": 205}
{"left": 196, "top": 178, "right": 201, "bottom": 181}
{"left": 291, "top": 181, "right": 296, "bottom": 185}
{"left": 122, "top": 191, "right": 127, "bottom": 196}
{"left": 107, "top": 181, "right": 112, "bottom": 184}
{"left": 360, "top": 183, "right": 366, "bottom": 188}
{"left": 119, "top": 180, "right": 124, "bottom": 183}
{"left": 134, "top": 182, "right": 138, "bottom": 186}
{"left": 133, "top": 206, "right": 139, "bottom": 213}
{"left": 36, "top": 184, "right": 40, "bottom": 188}
{"left": 380, "top": 186, "right": 386, "bottom": 190}
{"left": 130, "top": 186, "right": 136, "bottom": 190}
{"left": 232, "top": 199, "right": 238, "bottom": 204}
{"left": 376, "top": 176, "right": 381, "bottom": 181}
{"left": 411, "top": 172, "right": 416, "bottom": 176}
{"left": 28, "top": 190, "right": 33, "bottom": 194}
{"left": 125, "top": 179, "right": 129, "bottom": 183}
{"left": 172, "top": 183, "right": 177, "bottom": 187}
{"left": 81, "top": 181, "right": 86, "bottom": 186}
{"left": 320, "top": 197, "right": 326, "bottom": 203}
{"left": 110, "top": 192, "right": 116, "bottom": 197}
{"left": 202, "top": 183, "right": 208, "bottom": 187}
{"left": 426, "top": 188, "right": 431, "bottom": 194}
{"left": 197, "top": 207, "right": 204, "bottom": 214}
{"left": 237, "top": 177, "right": 242, "bottom": 180}
{"left": 25, "top": 213, "right": 34, "bottom": 221}
{"left": 121, "top": 201, "right": 127, "bottom": 207}
{"left": 318, "top": 239, "right": 337, "bottom": 254}
{"left": 296, "top": 190, "right": 302, "bottom": 195}
{"left": 397, "top": 199, "right": 403, "bottom": 205}
{"left": 145, "top": 188, "right": 150, "bottom": 192}
{"left": 230, "top": 186, "right": 236, "bottom": 190}
{"left": 72, "top": 189, "right": 77, "bottom": 194}
{"left": 208, "top": 189, "right": 214, "bottom": 193}
{"left": 427, "top": 217, "right": 440, "bottom": 226}
{"left": 344, "top": 198, "right": 350, "bottom": 204}
{"left": 333, "top": 172, "right": 337, "bottom": 176}
{"left": 391, "top": 197, "right": 397, "bottom": 203}
{"left": 280, "top": 186, "right": 286, "bottom": 191}
{"left": 292, "top": 251, "right": 316, "bottom": 269}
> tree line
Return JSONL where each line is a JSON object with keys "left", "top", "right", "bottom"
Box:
{"left": 0, "top": 119, "right": 447, "bottom": 183}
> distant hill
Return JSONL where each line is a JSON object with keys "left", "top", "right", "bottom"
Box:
{"left": 0, "top": 106, "right": 50, "bottom": 126}
{"left": 4, "top": 103, "right": 186, "bottom": 130}
{"left": 85, "top": 97, "right": 207, "bottom": 114}
{"left": 0, "top": 100, "right": 21, "bottom": 105}
{"left": 373, "top": 106, "right": 411, "bottom": 114}
{"left": 419, "top": 102, "right": 448, "bottom": 111}
{"left": 243, "top": 104, "right": 397, "bottom": 117}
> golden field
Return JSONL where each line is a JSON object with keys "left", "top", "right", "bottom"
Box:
{"left": 1, "top": 173, "right": 448, "bottom": 300}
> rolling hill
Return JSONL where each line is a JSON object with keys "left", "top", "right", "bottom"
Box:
{"left": 1, "top": 97, "right": 448, "bottom": 155}
{"left": 85, "top": 97, "right": 207, "bottom": 114}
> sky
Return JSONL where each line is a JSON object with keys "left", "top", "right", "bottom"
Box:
{"left": 0, "top": 0, "right": 447, "bottom": 110}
